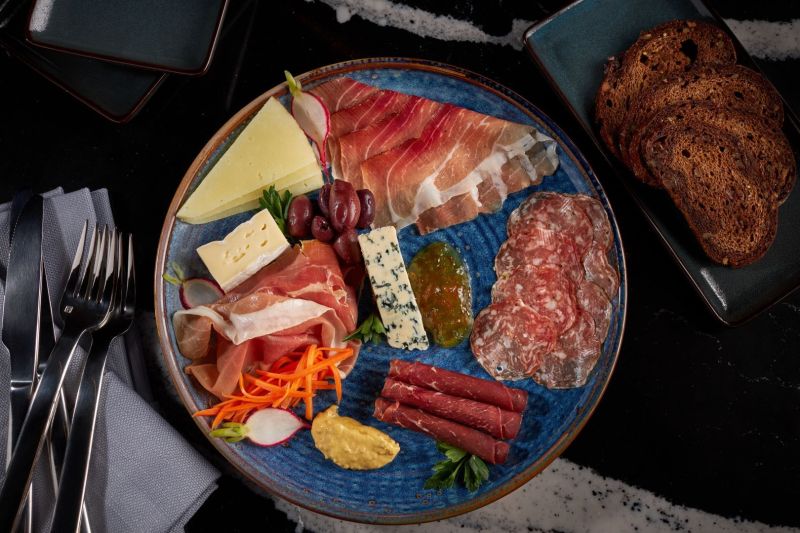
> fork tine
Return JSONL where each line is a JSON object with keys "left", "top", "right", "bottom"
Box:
{"left": 125, "top": 234, "right": 135, "bottom": 310}
{"left": 109, "top": 230, "right": 124, "bottom": 306}
{"left": 98, "top": 230, "right": 119, "bottom": 310}
{"left": 78, "top": 226, "right": 103, "bottom": 299}
{"left": 64, "top": 222, "right": 90, "bottom": 298}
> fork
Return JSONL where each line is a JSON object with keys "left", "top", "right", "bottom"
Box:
{"left": 50, "top": 233, "right": 135, "bottom": 533}
{"left": 0, "top": 223, "right": 118, "bottom": 532}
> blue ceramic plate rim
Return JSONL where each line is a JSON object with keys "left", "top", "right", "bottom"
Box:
{"left": 24, "top": 0, "right": 229, "bottom": 75}
{"left": 154, "top": 58, "right": 628, "bottom": 524}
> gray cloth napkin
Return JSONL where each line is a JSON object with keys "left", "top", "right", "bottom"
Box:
{"left": 0, "top": 188, "right": 219, "bottom": 533}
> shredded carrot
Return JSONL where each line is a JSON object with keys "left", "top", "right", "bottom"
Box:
{"left": 194, "top": 344, "right": 353, "bottom": 427}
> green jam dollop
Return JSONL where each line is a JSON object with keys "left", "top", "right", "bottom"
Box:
{"left": 408, "top": 242, "right": 472, "bottom": 348}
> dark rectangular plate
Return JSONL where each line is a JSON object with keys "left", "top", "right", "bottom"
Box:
{"left": 26, "top": 0, "right": 228, "bottom": 75}
{"left": 524, "top": 0, "right": 800, "bottom": 325}
{"left": 0, "top": 1, "right": 166, "bottom": 123}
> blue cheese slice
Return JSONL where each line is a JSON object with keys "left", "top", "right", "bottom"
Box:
{"left": 358, "top": 227, "right": 429, "bottom": 351}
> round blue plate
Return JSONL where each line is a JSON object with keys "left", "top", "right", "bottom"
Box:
{"left": 155, "top": 58, "right": 627, "bottom": 524}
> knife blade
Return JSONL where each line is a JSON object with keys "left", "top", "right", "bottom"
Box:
{"left": 3, "top": 193, "right": 43, "bottom": 533}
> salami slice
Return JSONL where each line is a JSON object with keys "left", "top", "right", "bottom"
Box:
{"left": 576, "top": 280, "right": 612, "bottom": 341}
{"left": 373, "top": 398, "right": 510, "bottom": 464}
{"left": 470, "top": 300, "right": 557, "bottom": 380}
{"left": 494, "top": 226, "right": 582, "bottom": 282}
{"left": 573, "top": 194, "right": 613, "bottom": 251}
{"left": 507, "top": 193, "right": 594, "bottom": 255}
{"left": 381, "top": 378, "right": 523, "bottom": 439}
{"left": 492, "top": 264, "right": 577, "bottom": 335}
{"left": 583, "top": 245, "right": 620, "bottom": 299}
{"left": 533, "top": 310, "right": 600, "bottom": 389}
{"left": 388, "top": 360, "right": 528, "bottom": 412}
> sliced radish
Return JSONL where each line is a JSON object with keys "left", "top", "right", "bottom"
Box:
{"left": 285, "top": 70, "right": 331, "bottom": 171}
{"left": 209, "top": 408, "right": 309, "bottom": 447}
{"left": 163, "top": 262, "right": 224, "bottom": 309}
{"left": 180, "top": 278, "right": 223, "bottom": 308}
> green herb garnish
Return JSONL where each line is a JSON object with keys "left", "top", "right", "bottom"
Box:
{"left": 162, "top": 261, "right": 186, "bottom": 286}
{"left": 259, "top": 185, "right": 293, "bottom": 235}
{"left": 424, "top": 442, "right": 489, "bottom": 492}
{"left": 344, "top": 313, "right": 386, "bottom": 344}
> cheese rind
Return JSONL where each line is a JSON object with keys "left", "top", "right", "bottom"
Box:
{"left": 178, "top": 97, "right": 322, "bottom": 223}
{"left": 196, "top": 209, "right": 289, "bottom": 291}
{"left": 358, "top": 227, "right": 429, "bottom": 350}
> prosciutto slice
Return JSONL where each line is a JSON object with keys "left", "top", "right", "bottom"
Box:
{"left": 333, "top": 96, "right": 445, "bottom": 189}
{"left": 174, "top": 241, "right": 360, "bottom": 399}
{"left": 360, "top": 105, "right": 558, "bottom": 232}
{"left": 309, "top": 77, "right": 377, "bottom": 113}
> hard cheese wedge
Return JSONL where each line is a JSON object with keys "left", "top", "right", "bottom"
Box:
{"left": 179, "top": 164, "right": 321, "bottom": 225}
{"left": 196, "top": 209, "right": 289, "bottom": 291}
{"left": 358, "top": 227, "right": 429, "bottom": 350}
{"left": 178, "top": 97, "right": 322, "bottom": 224}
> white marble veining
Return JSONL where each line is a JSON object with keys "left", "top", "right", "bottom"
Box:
{"left": 278, "top": 460, "right": 795, "bottom": 532}
{"left": 310, "top": 0, "right": 800, "bottom": 61}
{"left": 309, "top": 0, "right": 531, "bottom": 50}
{"left": 725, "top": 19, "right": 800, "bottom": 60}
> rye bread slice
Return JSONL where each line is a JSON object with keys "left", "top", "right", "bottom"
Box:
{"left": 620, "top": 64, "right": 785, "bottom": 186}
{"left": 594, "top": 19, "right": 736, "bottom": 157}
{"left": 630, "top": 101, "right": 796, "bottom": 203}
{"left": 641, "top": 120, "right": 778, "bottom": 267}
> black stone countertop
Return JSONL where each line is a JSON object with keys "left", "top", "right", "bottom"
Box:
{"left": 1, "top": 1, "right": 798, "bottom": 531}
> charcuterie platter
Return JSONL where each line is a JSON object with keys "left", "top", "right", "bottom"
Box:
{"left": 154, "top": 58, "right": 627, "bottom": 524}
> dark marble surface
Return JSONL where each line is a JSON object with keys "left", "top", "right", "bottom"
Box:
{"left": 1, "top": 1, "right": 799, "bottom": 531}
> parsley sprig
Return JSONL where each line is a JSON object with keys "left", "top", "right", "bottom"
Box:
{"left": 424, "top": 442, "right": 490, "bottom": 492}
{"left": 259, "top": 185, "right": 293, "bottom": 236}
{"left": 344, "top": 313, "right": 386, "bottom": 344}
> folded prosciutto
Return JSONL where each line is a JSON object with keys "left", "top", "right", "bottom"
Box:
{"left": 313, "top": 76, "right": 560, "bottom": 235}
{"left": 174, "top": 241, "right": 360, "bottom": 399}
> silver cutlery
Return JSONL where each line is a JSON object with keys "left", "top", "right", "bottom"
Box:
{"left": 39, "top": 269, "right": 93, "bottom": 533}
{"left": 3, "top": 192, "right": 43, "bottom": 533}
{"left": 50, "top": 233, "right": 135, "bottom": 533}
{"left": 0, "top": 224, "right": 118, "bottom": 532}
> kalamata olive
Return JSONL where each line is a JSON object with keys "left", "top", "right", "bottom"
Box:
{"left": 328, "top": 180, "right": 360, "bottom": 233}
{"left": 318, "top": 183, "right": 332, "bottom": 217}
{"left": 333, "top": 229, "right": 362, "bottom": 265}
{"left": 355, "top": 189, "right": 375, "bottom": 228}
{"left": 311, "top": 215, "right": 335, "bottom": 243}
{"left": 286, "top": 195, "right": 313, "bottom": 238}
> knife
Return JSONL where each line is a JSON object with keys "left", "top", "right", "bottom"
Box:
{"left": 3, "top": 192, "right": 43, "bottom": 533}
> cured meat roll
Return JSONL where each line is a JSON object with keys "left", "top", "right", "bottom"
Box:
{"left": 388, "top": 360, "right": 527, "bottom": 413}
{"left": 373, "top": 398, "right": 510, "bottom": 464}
{"left": 381, "top": 378, "right": 522, "bottom": 440}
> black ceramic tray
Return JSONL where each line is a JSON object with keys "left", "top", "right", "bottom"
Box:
{"left": 524, "top": 0, "right": 800, "bottom": 325}
{"left": 25, "top": 0, "right": 228, "bottom": 75}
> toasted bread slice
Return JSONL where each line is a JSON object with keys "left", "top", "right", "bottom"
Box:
{"left": 641, "top": 120, "right": 777, "bottom": 267}
{"left": 630, "top": 101, "right": 796, "bottom": 202}
{"left": 621, "top": 64, "right": 784, "bottom": 186}
{"left": 594, "top": 19, "right": 736, "bottom": 157}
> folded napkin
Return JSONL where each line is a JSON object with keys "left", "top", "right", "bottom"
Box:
{"left": 0, "top": 188, "right": 219, "bottom": 533}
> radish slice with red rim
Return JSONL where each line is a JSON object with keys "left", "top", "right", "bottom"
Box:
{"left": 210, "top": 408, "right": 309, "bottom": 447}
{"left": 163, "top": 262, "right": 224, "bottom": 309}
{"left": 285, "top": 70, "right": 331, "bottom": 171}
{"left": 179, "top": 278, "right": 223, "bottom": 309}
